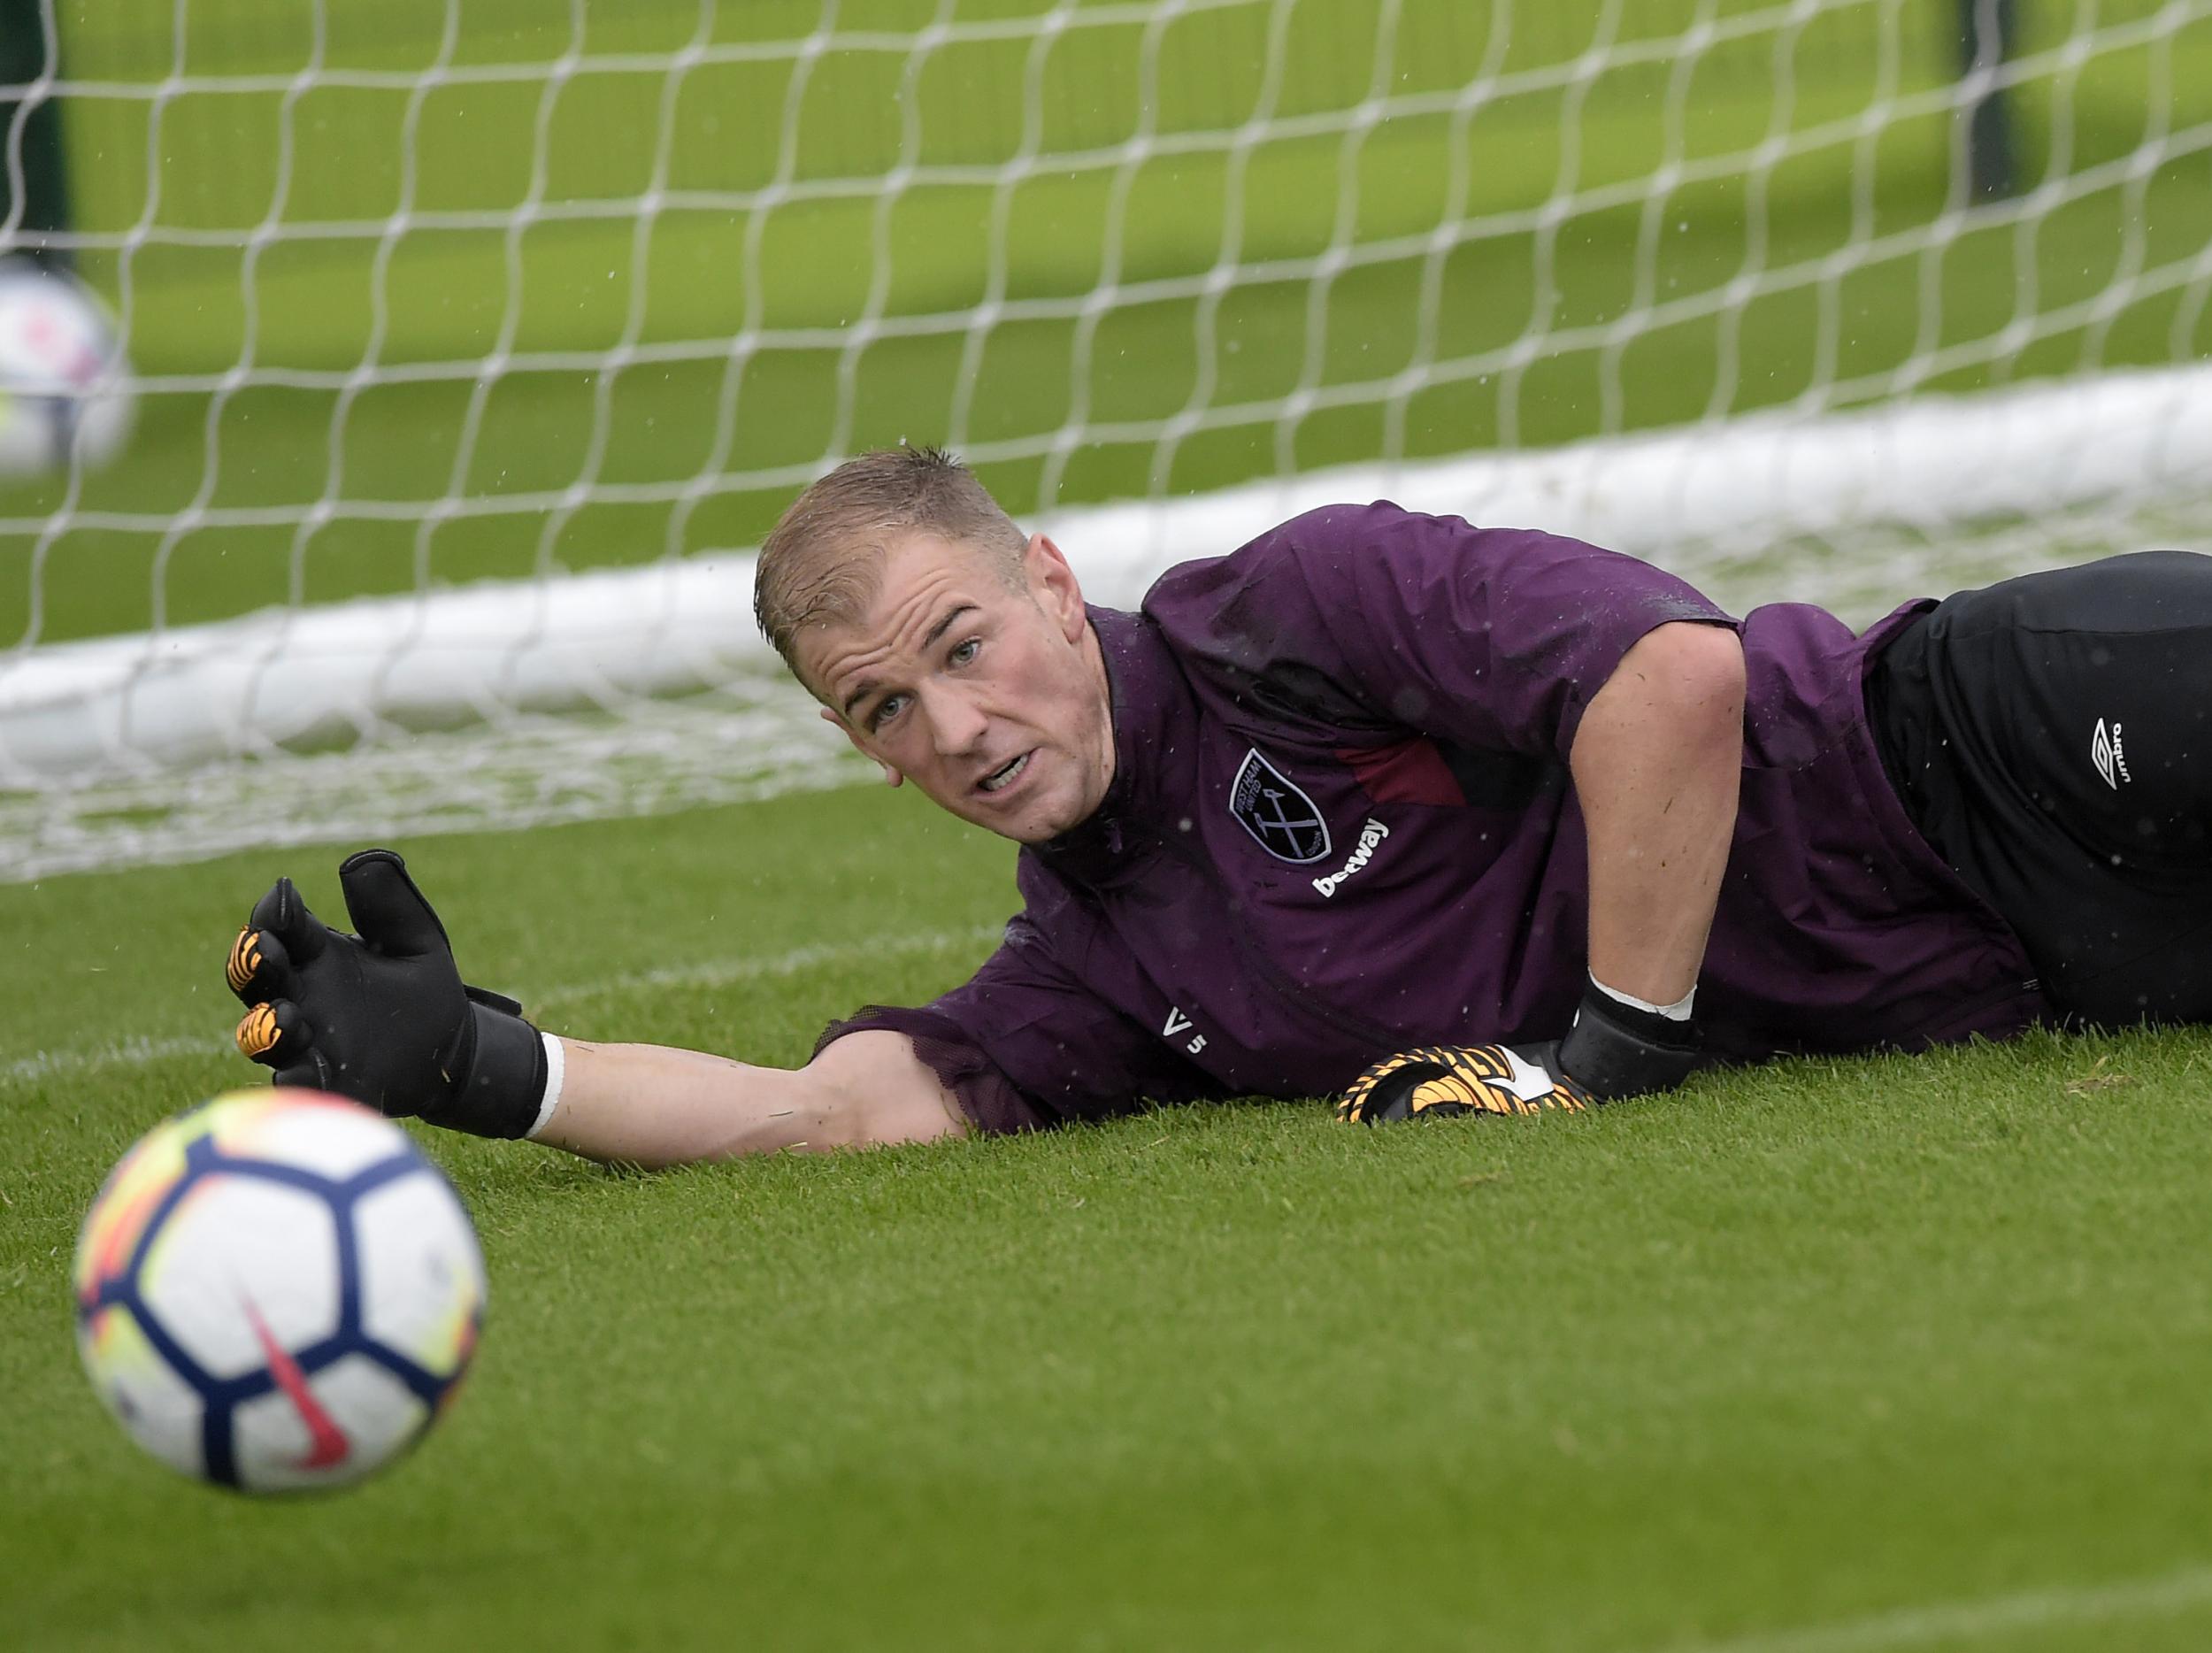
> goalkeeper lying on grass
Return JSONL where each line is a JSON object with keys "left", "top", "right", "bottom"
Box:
{"left": 225, "top": 447, "right": 2212, "bottom": 1161}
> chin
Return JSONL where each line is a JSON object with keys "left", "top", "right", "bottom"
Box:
{"left": 947, "top": 792, "right": 1043, "bottom": 842}
{"left": 947, "top": 756, "right": 1101, "bottom": 843}
{"left": 1009, "top": 790, "right": 1087, "bottom": 844}
{"left": 995, "top": 803, "right": 1063, "bottom": 844}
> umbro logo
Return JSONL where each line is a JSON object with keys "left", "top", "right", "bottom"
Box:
{"left": 2092, "top": 718, "right": 2132, "bottom": 789}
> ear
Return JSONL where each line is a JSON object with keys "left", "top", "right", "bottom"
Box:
{"left": 1025, "top": 533, "right": 1086, "bottom": 642}
{"left": 819, "top": 705, "right": 902, "bottom": 787}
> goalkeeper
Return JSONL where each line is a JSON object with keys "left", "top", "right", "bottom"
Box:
{"left": 223, "top": 448, "right": 2212, "bottom": 1157}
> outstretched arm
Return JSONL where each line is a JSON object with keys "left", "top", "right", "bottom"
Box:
{"left": 224, "top": 848, "right": 966, "bottom": 1164}
{"left": 533, "top": 1030, "right": 964, "bottom": 1168}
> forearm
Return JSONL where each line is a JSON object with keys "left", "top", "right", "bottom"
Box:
{"left": 1571, "top": 621, "right": 1746, "bottom": 1003}
{"left": 530, "top": 1030, "right": 967, "bottom": 1169}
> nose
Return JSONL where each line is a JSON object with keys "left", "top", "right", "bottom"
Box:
{"left": 919, "top": 680, "right": 989, "bottom": 757}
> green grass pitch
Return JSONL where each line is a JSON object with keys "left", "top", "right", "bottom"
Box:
{"left": 6, "top": 782, "right": 2212, "bottom": 1650}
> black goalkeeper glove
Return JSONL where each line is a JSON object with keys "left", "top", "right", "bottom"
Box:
{"left": 1336, "top": 978, "right": 1703, "bottom": 1124}
{"left": 225, "top": 848, "right": 549, "bottom": 1139}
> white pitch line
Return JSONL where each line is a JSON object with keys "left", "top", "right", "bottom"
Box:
{"left": 1673, "top": 1565, "right": 2212, "bottom": 1653}
{"left": 1, "top": 1032, "right": 234, "bottom": 1087}
{"left": 527, "top": 921, "right": 1003, "bottom": 1012}
{"left": 0, "top": 923, "right": 1002, "bottom": 1088}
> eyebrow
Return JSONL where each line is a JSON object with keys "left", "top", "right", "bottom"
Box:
{"left": 841, "top": 604, "right": 979, "bottom": 719}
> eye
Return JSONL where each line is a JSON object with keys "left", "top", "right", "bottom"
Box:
{"left": 869, "top": 692, "right": 908, "bottom": 731}
{"left": 949, "top": 637, "right": 980, "bottom": 666}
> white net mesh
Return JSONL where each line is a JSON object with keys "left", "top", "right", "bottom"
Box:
{"left": 6, "top": 0, "right": 2212, "bottom": 876}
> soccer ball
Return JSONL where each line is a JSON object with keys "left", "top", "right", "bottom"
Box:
{"left": 0, "top": 258, "right": 134, "bottom": 479}
{"left": 73, "top": 1089, "right": 486, "bottom": 1494}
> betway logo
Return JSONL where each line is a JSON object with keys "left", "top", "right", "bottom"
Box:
{"left": 1311, "top": 818, "right": 1389, "bottom": 898}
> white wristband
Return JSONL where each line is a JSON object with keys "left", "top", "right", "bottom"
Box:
{"left": 525, "top": 1032, "right": 566, "bottom": 1140}
{"left": 1591, "top": 974, "right": 1696, "bottom": 1023}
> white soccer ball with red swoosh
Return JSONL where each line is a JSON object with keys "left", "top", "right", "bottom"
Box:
{"left": 73, "top": 1089, "right": 485, "bottom": 1493}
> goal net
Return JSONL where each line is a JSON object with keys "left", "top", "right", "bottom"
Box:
{"left": 6, "top": 0, "right": 2212, "bottom": 877}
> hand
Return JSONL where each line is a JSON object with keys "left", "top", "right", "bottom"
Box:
{"left": 226, "top": 849, "right": 549, "bottom": 1138}
{"left": 1335, "top": 1042, "right": 1591, "bottom": 1124}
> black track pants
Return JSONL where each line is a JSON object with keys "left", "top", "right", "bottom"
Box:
{"left": 1867, "top": 550, "right": 2212, "bottom": 1029}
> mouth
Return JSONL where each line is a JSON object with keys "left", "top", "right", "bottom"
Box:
{"left": 977, "top": 751, "right": 1033, "bottom": 796}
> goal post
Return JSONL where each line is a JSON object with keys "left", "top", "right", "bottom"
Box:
{"left": 5, "top": 0, "right": 2212, "bottom": 876}
{"left": 0, "top": 0, "right": 71, "bottom": 265}
{"left": 1955, "top": 0, "right": 2023, "bottom": 201}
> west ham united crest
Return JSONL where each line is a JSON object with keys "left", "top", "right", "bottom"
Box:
{"left": 1229, "top": 748, "right": 1332, "bottom": 864}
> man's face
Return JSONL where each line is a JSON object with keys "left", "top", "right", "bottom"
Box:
{"left": 799, "top": 531, "right": 1116, "bottom": 843}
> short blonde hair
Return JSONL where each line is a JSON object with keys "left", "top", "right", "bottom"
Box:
{"left": 754, "top": 446, "right": 1026, "bottom": 678}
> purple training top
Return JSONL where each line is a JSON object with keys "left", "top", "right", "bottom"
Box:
{"left": 822, "top": 503, "right": 2047, "bottom": 1133}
